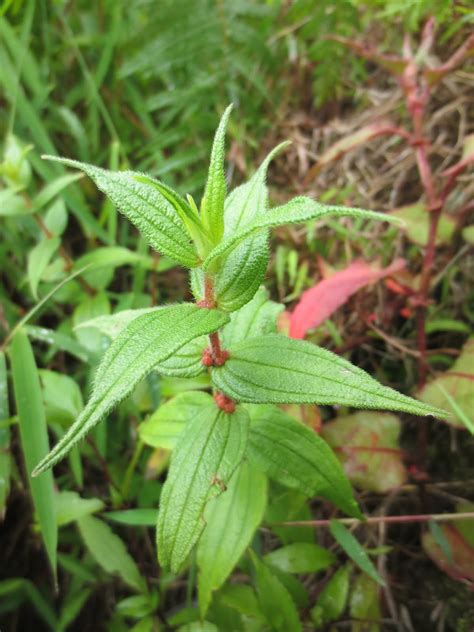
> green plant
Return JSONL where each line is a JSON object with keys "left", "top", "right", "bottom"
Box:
{"left": 23, "top": 105, "right": 447, "bottom": 618}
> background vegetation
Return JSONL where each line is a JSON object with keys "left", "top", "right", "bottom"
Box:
{"left": 1, "top": 1, "right": 473, "bottom": 630}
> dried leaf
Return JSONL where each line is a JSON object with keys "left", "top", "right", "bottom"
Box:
{"left": 321, "top": 412, "right": 407, "bottom": 493}
{"left": 289, "top": 259, "right": 405, "bottom": 339}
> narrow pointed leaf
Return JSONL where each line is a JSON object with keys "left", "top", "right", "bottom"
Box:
{"left": 0, "top": 351, "right": 11, "bottom": 518}
{"left": 10, "top": 331, "right": 57, "bottom": 581}
{"left": 197, "top": 461, "right": 267, "bottom": 616}
{"left": 201, "top": 104, "right": 233, "bottom": 241}
{"left": 213, "top": 143, "right": 290, "bottom": 311}
{"left": 157, "top": 398, "right": 249, "bottom": 573}
{"left": 76, "top": 307, "right": 208, "bottom": 378}
{"left": 42, "top": 156, "right": 199, "bottom": 267}
{"left": 212, "top": 334, "right": 448, "bottom": 418}
{"left": 247, "top": 405, "right": 361, "bottom": 518}
{"left": 329, "top": 520, "right": 385, "bottom": 586}
{"left": 204, "top": 196, "right": 402, "bottom": 270}
{"left": 33, "top": 305, "right": 229, "bottom": 475}
{"left": 250, "top": 551, "right": 302, "bottom": 632}
{"left": 77, "top": 515, "right": 145, "bottom": 592}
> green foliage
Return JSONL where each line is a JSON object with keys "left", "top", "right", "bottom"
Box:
{"left": 197, "top": 460, "right": 267, "bottom": 615}
{"left": 3, "top": 16, "right": 469, "bottom": 621}
{"left": 10, "top": 330, "right": 57, "bottom": 582}
{"left": 33, "top": 305, "right": 228, "bottom": 475}
{"left": 211, "top": 334, "right": 446, "bottom": 416}
{"left": 156, "top": 398, "right": 249, "bottom": 573}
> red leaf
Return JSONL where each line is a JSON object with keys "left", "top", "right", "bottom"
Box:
{"left": 289, "top": 259, "right": 405, "bottom": 339}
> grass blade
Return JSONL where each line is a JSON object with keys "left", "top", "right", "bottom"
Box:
{"left": 10, "top": 331, "right": 58, "bottom": 583}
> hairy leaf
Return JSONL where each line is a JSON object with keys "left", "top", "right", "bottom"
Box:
{"left": 77, "top": 308, "right": 208, "bottom": 378}
{"left": 212, "top": 334, "right": 448, "bottom": 418}
{"left": 42, "top": 156, "right": 199, "bottom": 267}
{"left": 213, "top": 142, "right": 290, "bottom": 311}
{"left": 329, "top": 520, "right": 384, "bottom": 586}
{"left": 33, "top": 305, "right": 228, "bottom": 475}
{"left": 157, "top": 398, "right": 249, "bottom": 573}
{"left": 204, "top": 196, "right": 402, "bottom": 270}
{"left": 197, "top": 461, "right": 267, "bottom": 616}
{"left": 222, "top": 287, "right": 283, "bottom": 346}
{"left": 139, "top": 391, "right": 211, "bottom": 450}
{"left": 201, "top": 104, "right": 233, "bottom": 242}
{"left": 10, "top": 331, "right": 58, "bottom": 580}
{"left": 246, "top": 405, "right": 361, "bottom": 518}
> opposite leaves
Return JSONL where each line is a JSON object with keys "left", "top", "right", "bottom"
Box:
{"left": 212, "top": 334, "right": 448, "bottom": 418}
{"left": 157, "top": 397, "right": 249, "bottom": 573}
{"left": 33, "top": 305, "right": 229, "bottom": 475}
{"left": 42, "top": 156, "right": 199, "bottom": 267}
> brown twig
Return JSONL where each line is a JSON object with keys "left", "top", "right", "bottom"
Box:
{"left": 270, "top": 511, "right": 474, "bottom": 528}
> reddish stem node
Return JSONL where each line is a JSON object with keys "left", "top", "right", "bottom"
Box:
{"left": 214, "top": 392, "right": 236, "bottom": 414}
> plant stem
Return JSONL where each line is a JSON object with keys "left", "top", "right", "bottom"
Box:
{"left": 202, "top": 275, "right": 228, "bottom": 365}
{"left": 271, "top": 511, "right": 474, "bottom": 528}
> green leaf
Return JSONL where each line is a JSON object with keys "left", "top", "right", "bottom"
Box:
{"left": 32, "top": 173, "right": 83, "bottom": 211}
{"left": 77, "top": 514, "right": 145, "bottom": 592}
{"left": 177, "top": 623, "right": 218, "bottom": 632}
{"left": 0, "top": 351, "right": 11, "bottom": 519}
{"left": 213, "top": 142, "right": 290, "bottom": 311}
{"left": 33, "top": 305, "right": 229, "bottom": 475}
{"left": 329, "top": 520, "right": 385, "bottom": 586}
{"left": 25, "top": 325, "right": 91, "bottom": 363}
{"left": 310, "top": 565, "right": 351, "bottom": 628}
{"left": 264, "top": 543, "right": 335, "bottom": 574}
{"left": 42, "top": 156, "right": 199, "bottom": 267}
{"left": 201, "top": 104, "right": 233, "bottom": 242}
{"left": 197, "top": 460, "right": 267, "bottom": 616}
{"left": 27, "top": 236, "right": 60, "bottom": 299}
{"left": 55, "top": 491, "right": 103, "bottom": 527}
{"left": 250, "top": 551, "right": 302, "bottom": 632}
{"left": 246, "top": 405, "right": 361, "bottom": 518}
{"left": 417, "top": 337, "right": 474, "bottom": 430}
{"left": 204, "top": 196, "right": 402, "bottom": 270}
{"left": 390, "top": 201, "right": 456, "bottom": 246}
{"left": 10, "top": 331, "right": 58, "bottom": 581}
{"left": 105, "top": 508, "right": 158, "bottom": 527}
{"left": 349, "top": 574, "right": 381, "bottom": 632}
{"left": 40, "top": 370, "right": 84, "bottom": 426}
{"left": 157, "top": 397, "right": 249, "bottom": 573}
{"left": 222, "top": 287, "right": 283, "bottom": 347}
{"left": 77, "top": 307, "right": 208, "bottom": 378}
{"left": 212, "top": 334, "right": 448, "bottom": 418}
{"left": 139, "top": 391, "right": 210, "bottom": 450}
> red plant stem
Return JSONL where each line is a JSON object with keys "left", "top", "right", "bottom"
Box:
{"left": 272, "top": 511, "right": 474, "bottom": 529}
{"left": 202, "top": 275, "right": 228, "bottom": 365}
